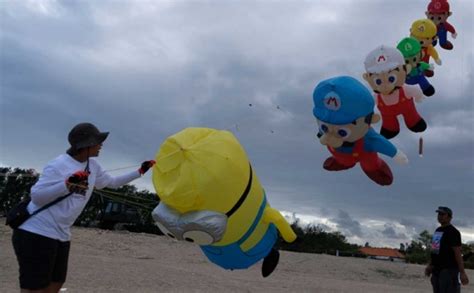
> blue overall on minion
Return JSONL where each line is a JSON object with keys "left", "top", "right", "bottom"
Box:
{"left": 200, "top": 195, "right": 277, "bottom": 270}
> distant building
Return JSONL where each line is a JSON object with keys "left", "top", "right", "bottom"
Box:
{"left": 359, "top": 247, "right": 405, "bottom": 262}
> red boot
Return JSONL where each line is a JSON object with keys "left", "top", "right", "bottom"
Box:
{"left": 441, "top": 41, "right": 453, "bottom": 50}
{"left": 323, "top": 157, "right": 355, "bottom": 171}
{"left": 362, "top": 160, "right": 393, "bottom": 186}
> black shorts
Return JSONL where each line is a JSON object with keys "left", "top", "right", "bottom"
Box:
{"left": 431, "top": 268, "right": 461, "bottom": 293}
{"left": 12, "top": 229, "right": 70, "bottom": 290}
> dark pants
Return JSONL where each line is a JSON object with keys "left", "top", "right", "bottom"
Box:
{"left": 12, "top": 229, "right": 70, "bottom": 290}
{"left": 431, "top": 268, "right": 461, "bottom": 293}
{"left": 406, "top": 73, "right": 432, "bottom": 92}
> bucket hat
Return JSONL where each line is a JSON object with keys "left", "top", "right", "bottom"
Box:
{"left": 67, "top": 122, "right": 109, "bottom": 154}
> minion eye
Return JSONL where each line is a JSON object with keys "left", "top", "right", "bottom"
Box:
{"left": 374, "top": 78, "right": 382, "bottom": 85}
{"left": 413, "top": 57, "right": 417, "bottom": 62}
{"left": 182, "top": 231, "right": 214, "bottom": 245}
{"left": 405, "top": 59, "right": 410, "bottom": 64}
{"left": 337, "top": 128, "right": 351, "bottom": 138}
{"left": 430, "top": 16, "right": 434, "bottom": 20}
{"left": 438, "top": 17, "right": 441, "bottom": 20}
{"left": 388, "top": 75, "right": 397, "bottom": 84}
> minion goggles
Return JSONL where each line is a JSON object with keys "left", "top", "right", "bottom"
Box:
{"left": 152, "top": 165, "right": 253, "bottom": 245}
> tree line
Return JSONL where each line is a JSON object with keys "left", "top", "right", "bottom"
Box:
{"left": 1, "top": 167, "right": 472, "bottom": 268}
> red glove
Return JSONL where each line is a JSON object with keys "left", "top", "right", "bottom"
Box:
{"left": 67, "top": 171, "right": 89, "bottom": 183}
{"left": 66, "top": 171, "right": 89, "bottom": 194}
{"left": 138, "top": 160, "right": 156, "bottom": 175}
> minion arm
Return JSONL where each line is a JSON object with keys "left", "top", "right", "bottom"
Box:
{"left": 262, "top": 207, "right": 297, "bottom": 243}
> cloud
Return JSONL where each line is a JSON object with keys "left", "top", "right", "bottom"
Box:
{"left": 1, "top": 0, "right": 473, "bottom": 247}
{"left": 381, "top": 225, "right": 409, "bottom": 240}
{"left": 331, "top": 210, "right": 363, "bottom": 237}
{"left": 421, "top": 110, "right": 474, "bottom": 146}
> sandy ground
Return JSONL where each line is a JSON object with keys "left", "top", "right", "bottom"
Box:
{"left": 1, "top": 224, "right": 473, "bottom": 293}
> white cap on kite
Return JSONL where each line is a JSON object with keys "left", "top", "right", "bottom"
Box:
{"left": 364, "top": 45, "right": 405, "bottom": 74}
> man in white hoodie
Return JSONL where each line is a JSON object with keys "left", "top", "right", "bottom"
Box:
{"left": 11, "top": 122, "right": 155, "bottom": 293}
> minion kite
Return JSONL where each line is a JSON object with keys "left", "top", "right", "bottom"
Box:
{"left": 151, "top": 128, "right": 296, "bottom": 277}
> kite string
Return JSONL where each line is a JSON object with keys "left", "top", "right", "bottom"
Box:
{"left": 0, "top": 165, "right": 158, "bottom": 206}
{"left": 105, "top": 164, "right": 140, "bottom": 172}
{"left": 221, "top": 103, "right": 307, "bottom": 138}
{"left": 0, "top": 164, "right": 141, "bottom": 178}
{"left": 0, "top": 171, "right": 158, "bottom": 210}
{"left": 93, "top": 189, "right": 157, "bottom": 211}
{"left": 96, "top": 188, "right": 159, "bottom": 203}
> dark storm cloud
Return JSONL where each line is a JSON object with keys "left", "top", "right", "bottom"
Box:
{"left": 381, "top": 225, "right": 409, "bottom": 240}
{"left": 331, "top": 210, "right": 363, "bottom": 237}
{"left": 1, "top": 0, "right": 472, "bottom": 246}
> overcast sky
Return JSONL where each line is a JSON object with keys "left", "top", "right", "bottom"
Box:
{"left": 1, "top": 0, "right": 473, "bottom": 247}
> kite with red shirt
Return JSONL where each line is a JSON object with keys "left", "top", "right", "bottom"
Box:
{"left": 426, "top": 0, "right": 457, "bottom": 50}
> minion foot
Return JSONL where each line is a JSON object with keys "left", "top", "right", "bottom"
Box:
{"left": 261, "top": 248, "right": 280, "bottom": 278}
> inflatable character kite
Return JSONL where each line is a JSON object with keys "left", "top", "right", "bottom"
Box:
{"left": 312, "top": 76, "right": 408, "bottom": 186}
{"left": 397, "top": 37, "right": 436, "bottom": 97}
{"left": 363, "top": 45, "right": 427, "bottom": 139}
{"left": 410, "top": 19, "right": 441, "bottom": 77}
{"left": 151, "top": 127, "right": 296, "bottom": 277}
{"left": 426, "top": 0, "right": 457, "bottom": 50}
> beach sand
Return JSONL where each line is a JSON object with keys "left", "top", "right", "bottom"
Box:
{"left": 1, "top": 224, "right": 473, "bottom": 293}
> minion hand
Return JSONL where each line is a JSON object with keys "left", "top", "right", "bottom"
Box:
{"left": 393, "top": 150, "right": 409, "bottom": 165}
{"left": 139, "top": 160, "right": 156, "bottom": 175}
{"left": 66, "top": 171, "right": 89, "bottom": 195}
{"left": 452, "top": 32, "right": 457, "bottom": 39}
{"left": 435, "top": 59, "right": 442, "bottom": 66}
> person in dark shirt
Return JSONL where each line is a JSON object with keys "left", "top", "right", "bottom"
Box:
{"left": 425, "top": 206, "right": 469, "bottom": 292}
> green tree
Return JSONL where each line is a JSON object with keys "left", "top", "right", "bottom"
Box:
{"left": 0, "top": 167, "right": 39, "bottom": 215}
{"left": 462, "top": 243, "right": 474, "bottom": 270}
{"left": 399, "top": 243, "right": 406, "bottom": 252}
{"left": 278, "top": 220, "right": 360, "bottom": 255}
{"left": 405, "top": 230, "right": 432, "bottom": 264}
{"left": 1, "top": 166, "right": 161, "bottom": 234}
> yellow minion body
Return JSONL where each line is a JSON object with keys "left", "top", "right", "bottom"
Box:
{"left": 152, "top": 128, "right": 296, "bottom": 271}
